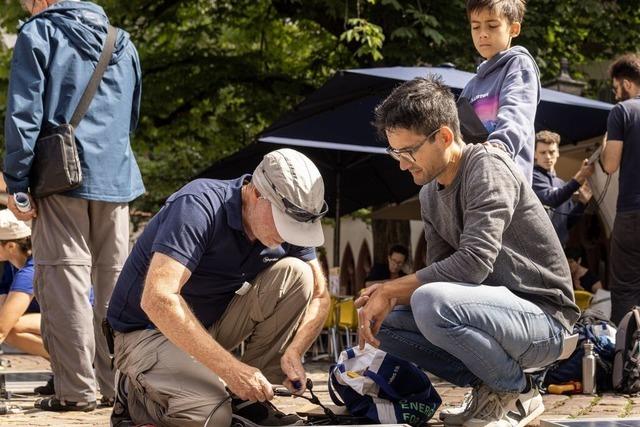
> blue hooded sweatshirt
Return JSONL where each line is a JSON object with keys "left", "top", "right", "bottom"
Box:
{"left": 460, "top": 46, "right": 541, "bottom": 184}
{"left": 3, "top": 1, "right": 144, "bottom": 202}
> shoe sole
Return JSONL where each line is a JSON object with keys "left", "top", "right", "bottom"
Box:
{"left": 439, "top": 409, "right": 465, "bottom": 424}
{"left": 445, "top": 399, "right": 544, "bottom": 427}
{"left": 35, "top": 403, "right": 96, "bottom": 412}
{"left": 441, "top": 414, "right": 465, "bottom": 426}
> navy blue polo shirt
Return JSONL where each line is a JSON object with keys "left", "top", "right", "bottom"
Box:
{"left": 107, "top": 176, "right": 316, "bottom": 333}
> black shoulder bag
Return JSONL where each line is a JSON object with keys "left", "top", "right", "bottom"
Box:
{"left": 31, "top": 25, "right": 117, "bottom": 198}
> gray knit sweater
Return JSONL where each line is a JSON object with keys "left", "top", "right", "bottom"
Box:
{"left": 415, "top": 143, "right": 579, "bottom": 332}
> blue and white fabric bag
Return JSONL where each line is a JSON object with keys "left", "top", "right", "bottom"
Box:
{"left": 328, "top": 344, "right": 441, "bottom": 426}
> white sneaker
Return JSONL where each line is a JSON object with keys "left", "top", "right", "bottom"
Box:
{"left": 462, "top": 387, "right": 544, "bottom": 427}
{"left": 460, "top": 390, "right": 515, "bottom": 427}
{"left": 440, "top": 384, "right": 494, "bottom": 426}
{"left": 503, "top": 387, "right": 545, "bottom": 427}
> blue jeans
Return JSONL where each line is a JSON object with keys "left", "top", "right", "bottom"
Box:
{"left": 378, "top": 283, "right": 565, "bottom": 393}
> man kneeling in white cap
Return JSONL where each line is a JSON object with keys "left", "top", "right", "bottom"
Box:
{"left": 106, "top": 149, "right": 329, "bottom": 427}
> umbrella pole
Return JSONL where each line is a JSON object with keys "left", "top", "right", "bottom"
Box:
{"left": 333, "top": 170, "right": 341, "bottom": 268}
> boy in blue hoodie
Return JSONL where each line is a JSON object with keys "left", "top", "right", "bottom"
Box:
{"left": 460, "top": 0, "right": 540, "bottom": 184}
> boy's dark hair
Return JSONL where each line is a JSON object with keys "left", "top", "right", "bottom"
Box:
{"left": 374, "top": 75, "right": 461, "bottom": 142}
{"left": 535, "top": 130, "right": 560, "bottom": 148}
{"left": 609, "top": 54, "right": 640, "bottom": 86}
{"left": 564, "top": 247, "right": 583, "bottom": 262}
{"left": 466, "top": 0, "right": 526, "bottom": 23}
{"left": 388, "top": 244, "right": 409, "bottom": 259}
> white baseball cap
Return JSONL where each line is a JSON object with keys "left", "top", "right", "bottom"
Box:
{"left": 0, "top": 209, "right": 31, "bottom": 240}
{"left": 252, "top": 149, "right": 327, "bottom": 247}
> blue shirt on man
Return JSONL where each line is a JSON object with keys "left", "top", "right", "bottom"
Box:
{"left": 607, "top": 97, "right": 640, "bottom": 213}
{"left": 532, "top": 165, "right": 585, "bottom": 246}
{"left": 107, "top": 176, "right": 316, "bottom": 333}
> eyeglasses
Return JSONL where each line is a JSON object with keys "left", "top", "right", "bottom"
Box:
{"left": 386, "top": 127, "right": 442, "bottom": 163}
{"left": 261, "top": 168, "right": 329, "bottom": 223}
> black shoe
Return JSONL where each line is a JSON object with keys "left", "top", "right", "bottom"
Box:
{"left": 111, "top": 419, "right": 136, "bottom": 427}
{"left": 100, "top": 395, "right": 115, "bottom": 407}
{"left": 34, "top": 396, "right": 96, "bottom": 412}
{"left": 110, "top": 370, "right": 132, "bottom": 427}
{"left": 34, "top": 377, "right": 55, "bottom": 395}
{"left": 232, "top": 397, "right": 304, "bottom": 426}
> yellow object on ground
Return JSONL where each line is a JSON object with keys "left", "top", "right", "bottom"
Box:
{"left": 574, "top": 290, "right": 593, "bottom": 311}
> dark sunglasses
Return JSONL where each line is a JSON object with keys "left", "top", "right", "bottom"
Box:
{"left": 261, "top": 168, "right": 328, "bottom": 223}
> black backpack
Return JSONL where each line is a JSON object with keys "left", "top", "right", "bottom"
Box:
{"left": 613, "top": 307, "right": 640, "bottom": 393}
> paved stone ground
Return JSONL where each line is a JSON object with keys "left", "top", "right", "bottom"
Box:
{"left": 0, "top": 356, "right": 638, "bottom": 426}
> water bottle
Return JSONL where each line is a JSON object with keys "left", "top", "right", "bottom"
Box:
{"left": 13, "top": 192, "right": 31, "bottom": 213}
{"left": 582, "top": 341, "right": 596, "bottom": 394}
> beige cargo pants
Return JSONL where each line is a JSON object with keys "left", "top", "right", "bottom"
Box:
{"left": 32, "top": 194, "right": 129, "bottom": 402}
{"left": 114, "top": 257, "right": 314, "bottom": 427}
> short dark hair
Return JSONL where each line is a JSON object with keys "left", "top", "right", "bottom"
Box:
{"left": 388, "top": 244, "right": 409, "bottom": 259}
{"left": 609, "top": 54, "right": 640, "bottom": 86}
{"left": 535, "top": 130, "right": 560, "bottom": 148}
{"left": 374, "top": 76, "right": 461, "bottom": 142}
{"left": 466, "top": 0, "right": 526, "bottom": 23}
{"left": 565, "top": 247, "right": 583, "bottom": 262}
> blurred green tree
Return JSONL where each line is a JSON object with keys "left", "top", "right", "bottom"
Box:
{"left": 1, "top": 0, "right": 639, "bottom": 214}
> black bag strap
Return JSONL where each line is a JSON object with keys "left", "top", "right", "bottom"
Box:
{"left": 69, "top": 25, "right": 117, "bottom": 128}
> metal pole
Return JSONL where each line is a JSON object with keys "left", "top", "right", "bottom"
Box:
{"left": 333, "top": 169, "right": 341, "bottom": 267}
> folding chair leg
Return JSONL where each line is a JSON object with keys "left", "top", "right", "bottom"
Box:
{"left": 344, "top": 327, "right": 352, "bottom": 348}
{"left": 330, "top": 327, "right": 339, "bottom": 362}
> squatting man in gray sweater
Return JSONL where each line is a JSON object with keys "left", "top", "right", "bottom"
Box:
{"left": 356, "top": 76, "right": 579, "bottom": 427}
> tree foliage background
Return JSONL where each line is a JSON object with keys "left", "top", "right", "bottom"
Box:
{"left": 1, "top": 0, "right": 639, "bottom": 213}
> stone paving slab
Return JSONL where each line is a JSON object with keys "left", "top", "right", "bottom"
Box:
{"left": 0, "top": 354, "right": 51, "bottom": 374}
{"left": 0, "top": 357, "right": 637, "bottom": 426}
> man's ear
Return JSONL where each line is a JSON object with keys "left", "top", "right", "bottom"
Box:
{"left": 623, "top": 78, "right": 636, "bottom": 93}
{"left": 510, "top": 21, "right": 521, "bottom": 38}
{"left": 439, "top": 126, "right": 455, "bottom": 147}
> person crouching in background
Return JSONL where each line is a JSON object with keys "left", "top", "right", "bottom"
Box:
{"left": 0, "top": 209, "right": 48, "bottom": 360}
